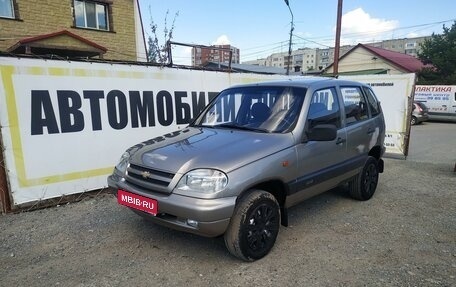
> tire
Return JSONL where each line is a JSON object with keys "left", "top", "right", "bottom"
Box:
{"left": 349, "top": 156, "right": 379, "bottom": 201}
{"left": 224, "top": 190, "right": 280, "bottom": 261}
{"left": 411, "top": 116, "right": 417, "bottom": 125}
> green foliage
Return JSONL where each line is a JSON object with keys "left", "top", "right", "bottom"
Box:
{"left": 417, "top": 21, "right": 456, "bottom": 84}
{"left": 147, "top": 9, "right": 179, "bottom": 65}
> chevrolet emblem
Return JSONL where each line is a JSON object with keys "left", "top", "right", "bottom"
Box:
{"left": 141, "top": 171, "right": 152, "bottom": 179}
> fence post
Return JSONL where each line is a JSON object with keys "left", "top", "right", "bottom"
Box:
{"left": 0, "top": 133, "right": 11, "bottom": 213}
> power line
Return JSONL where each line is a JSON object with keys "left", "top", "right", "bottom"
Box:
{"left": 240, "top": 18, "right": 455, "bottom": 60}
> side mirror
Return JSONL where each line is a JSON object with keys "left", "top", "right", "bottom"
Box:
{"left": 306, "top": 124, "right": 337, "bottom": 141}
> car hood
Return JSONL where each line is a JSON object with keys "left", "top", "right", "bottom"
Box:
{"left": 129, "top": 127, "right": 295, "bottom": 174}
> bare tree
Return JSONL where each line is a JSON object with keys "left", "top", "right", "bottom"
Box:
{"left": 147, "top": 9, "right": 179, "bottom": 65}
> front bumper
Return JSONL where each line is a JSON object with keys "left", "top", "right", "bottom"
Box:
{"left": 108, "top": 174, "right": 236, "bottom": 237}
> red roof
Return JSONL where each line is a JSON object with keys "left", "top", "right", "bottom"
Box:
{"left": 359, "top": 44, "right": 426, "bottom": 72}
{"left": 326, "top": 43, "right": 428, "bottom": 73}
{"left": 15, "top": 30, "right": 107, "bottom": 52}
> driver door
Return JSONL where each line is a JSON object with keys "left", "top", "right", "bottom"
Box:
{"left": 287, "top": 87, "right": 347, "bottom": 205}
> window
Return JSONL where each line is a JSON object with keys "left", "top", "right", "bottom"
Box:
{"left": 308, "top": 87, "right": 341, "bottom": 128}
{"left": 197, "top": 86, "right": 306, "bottom": 133}
{"left": 0, "top": 0, "right": 14, "bottom": 18}
{"left": 74, "top": 0, "right": 109, "bottom": 30}
{"left": 362, "top": 87, "right": 380, "bottom": 116}
{"left": 340, "top": 87, "right": 369, "bottom": 125}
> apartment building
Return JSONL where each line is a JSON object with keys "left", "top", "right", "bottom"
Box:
{"left": 0, "top": 0, "right": 146, "bottom": 61}
{"left": 192, "top": 45, "right": 240, "bottom": 66}
{"left": 365, "top": 36, "right": 429, "bottom": 57}
{"left": 243, "top": 36, "right": 430, "bottom": 71}
{"left": 315, "top": 45, "right": 353, "bottom": 70}
{"left": 244, "top": 46, "right": 349, "bottom": 72}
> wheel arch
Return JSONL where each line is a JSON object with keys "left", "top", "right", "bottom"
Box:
{"left": 368, "top": 145, "right": 382, "bottom": 160}
{"left": 368, "top": 145, "right": 384, "bottom": 173}
{"left": 236, "top": 179, "right": 289, "bottom": 227}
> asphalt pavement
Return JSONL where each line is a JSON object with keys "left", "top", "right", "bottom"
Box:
{"left": 407, "top": 121, "right": 456, "bottom": 167}
{"left": 0, "top": 121, "right": 455, "bottom": 287}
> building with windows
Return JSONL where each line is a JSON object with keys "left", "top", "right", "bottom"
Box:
{"left": 365, "top": 36, "right": 429, "bottom": 57}
{"left": 324, "top": 43, "right": 428, "bottom": 75}
{"left": 242, "top": 36, "right": 430, "bottom": 73}
{"left": 0, "top": 0, "right": 146, "bottom": 61}
{"left": 192, "top": 45, "right": 240, "bottom": 66}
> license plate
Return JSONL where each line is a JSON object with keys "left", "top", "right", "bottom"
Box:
{"left": 117, "top": 189, "right": 158, "bottom": 215}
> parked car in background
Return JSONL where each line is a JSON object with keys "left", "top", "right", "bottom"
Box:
{"left": 414, "top": 85, "right": 456, "bottom": 122}
{"left": 411, "top": 101, "right": 429, "bottom": 125}
{"left": 109, "top": 78, "right": 386, "bottom": 261}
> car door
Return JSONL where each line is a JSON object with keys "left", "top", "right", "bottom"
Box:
{"left": 287, "top": 87, "right": 347, "bottom": 206}
{"left": 339, "top": 85, "right": 377, "bottom": 164}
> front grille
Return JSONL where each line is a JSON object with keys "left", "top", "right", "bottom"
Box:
{"left": 126, "top": 164, "right": 175, "bottom": 191}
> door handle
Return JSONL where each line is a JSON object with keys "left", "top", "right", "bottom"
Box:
{"left": 367, "top": 128, "right": 375, "bottom": 134}
{"left": 336, "top": 137, "right": 346, "bottom": 145}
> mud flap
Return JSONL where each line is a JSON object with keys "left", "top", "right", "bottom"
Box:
{"left": 378, "top": 159, "right": 384, "bottom": 173}
{"left": 281, "top": 207, "right": 288, "bottom": 227}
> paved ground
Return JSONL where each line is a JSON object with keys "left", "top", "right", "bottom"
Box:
{"left": 0, "top": 122, "right": 455, "bottom": 287}
{"left": 408, "top": 121, "right": 456, "bottom": 166}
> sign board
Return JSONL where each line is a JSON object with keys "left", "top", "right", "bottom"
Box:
{"left": 0, "top": 57, "right": 414, "bottom": 206}
{"left": 340, "top": 74, "right": 416, "bottom": 156}
{"left": 0, "top": 57, "right": 288, "bottom": 205}
{"left": 414, "top": 85, "right": 456, "bottom": 121}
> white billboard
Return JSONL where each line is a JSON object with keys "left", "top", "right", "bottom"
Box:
{"left": 0, "top": 57, "right": 288, "bottom": 205}
{"left": 341, "top": 74, "right": 416, "bottom": 156}
{"left": 0, "top": 57, "right": 414, "bottom": 206}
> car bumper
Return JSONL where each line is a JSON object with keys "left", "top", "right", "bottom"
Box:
{"left": 108, "top": 174, "right": 235, "bottom": 237}
{"left": 415, "top": 114, "right": 429, "bottom": 123}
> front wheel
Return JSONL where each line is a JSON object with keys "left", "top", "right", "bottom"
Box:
{"left": 224, "top": 190, "right": 280, "bottom": 261}
{"left": 349, "top": 156, "right": 379, "bottom": 201}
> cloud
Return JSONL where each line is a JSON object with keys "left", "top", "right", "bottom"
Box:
{"left": 340, "top": 8, "right": 399, "bottom": 43}
{"left": 406, "top": 32, "right": 420, "bottom": 38}
{"left": 212, "top": 35, "right": 231, "bottom": 45}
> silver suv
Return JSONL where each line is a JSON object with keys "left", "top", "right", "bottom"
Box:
{"left": 108, "top": 78, "right": 385, "bottom": 261}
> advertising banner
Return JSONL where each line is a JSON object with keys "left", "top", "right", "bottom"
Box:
{"left": 341, "top": 74, "right": 416, "bottom": 156}
{"left": 0, "top": 57, "right": 414, "bottom": 206}
{"left": 415, "top": 85, "right": 456, "bottom": 121}
{"left": 0, "top": 57, "right": 286, "bottom": 205}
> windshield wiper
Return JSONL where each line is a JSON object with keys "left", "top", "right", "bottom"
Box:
{"left": 190, "top": 123, "right": 215, "bottom": 128}
{"left": 216, "top": 123, "right": 269, "bottom": 133}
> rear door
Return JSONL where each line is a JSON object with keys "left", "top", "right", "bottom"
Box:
{"left": 339, "top": 86, "right": 378, "bottom": 165}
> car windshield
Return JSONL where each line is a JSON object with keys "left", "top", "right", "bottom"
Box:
{"left": 193, "top": 86, "right": 306, "bottom": 133}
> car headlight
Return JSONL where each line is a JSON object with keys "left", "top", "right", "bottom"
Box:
{"left": 176, "top": 169, "right": 228, "bottom": 193}
{"left": 115, "top": 152, "right": 130, "bottom": 174}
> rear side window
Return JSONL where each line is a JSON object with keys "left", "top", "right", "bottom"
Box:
{"left": 363, "top": 87, "right": 380, "bottom": 116}
{"left": 307, "top": 87, "right": 341, "bottom": 128}
{"left": 340, "top": 87, "right": 369, "bottom": 125}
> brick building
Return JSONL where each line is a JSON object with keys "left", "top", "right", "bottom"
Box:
{"left": 0, "top": 0, "right": 146, "bottom": 61}
{"left": 192, "top": 45, "right": 240, "bottom": 66}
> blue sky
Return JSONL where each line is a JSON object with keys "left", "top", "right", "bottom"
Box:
{"left": 138, "top": 0, "right": 456, "bottom": 64}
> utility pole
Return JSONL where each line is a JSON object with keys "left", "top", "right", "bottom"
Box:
{"left": 333, "top": 0, "right": 343, "bottom": 76}
{"left": 284, "top": 0, "right": 294, "bottom": 75}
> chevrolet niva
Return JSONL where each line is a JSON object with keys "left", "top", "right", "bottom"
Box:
{"left": 108, "top": 77, "right": 385, "bottom": 261}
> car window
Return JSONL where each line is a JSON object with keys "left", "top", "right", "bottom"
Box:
{"left": 307, "top": 87, "right": 341, "bottom": 128}
{"left": 195, "top": 86, "right": 306, "bottom": 133}
{"left": 363, "top": 86, "right": 380, "bottom": 117}
{"left": 340, "top": 86, "right": 369, "bottom": 125}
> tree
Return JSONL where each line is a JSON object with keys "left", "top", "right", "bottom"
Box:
{"left": 147, "top": 9, "right": 179, "bottom": 65}
{"left": 417, "top": 21, "right": 456, "bottom": 84}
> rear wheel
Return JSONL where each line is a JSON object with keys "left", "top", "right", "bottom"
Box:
{"left": 411, "top": 116, "right": 417, "bottom": 125}
{"left": 349, "top": 156, "right": 379, "bottom": 201}
{"left": 224, "top": 190, "right": 280, "bottom": 261}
